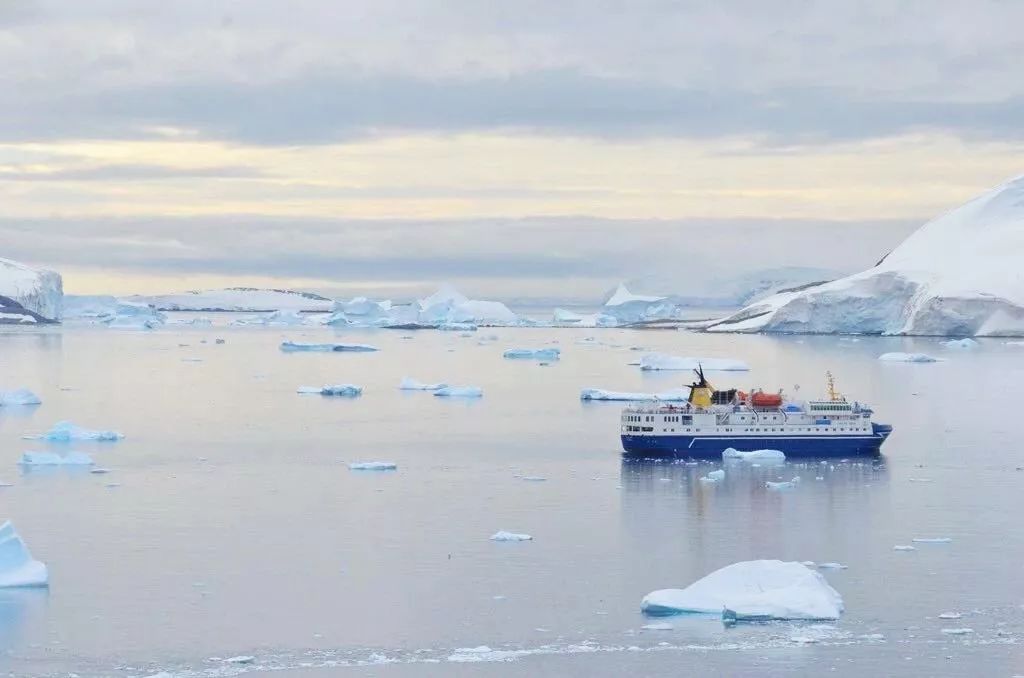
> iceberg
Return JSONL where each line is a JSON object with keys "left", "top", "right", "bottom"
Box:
{"left": 579, "top": 388, "right": 690, "bottom": 402}
{"left": 912, "top": 537, "right": 952, "bottom": 543}
{"left": 503, "top": 348, "right": 561, "bottom": 360}
{"left": 438, "top": 322, "right": 478, "bottom": 331}
{"left": 552, "top": 308, "right": 618, "bottom": 327}
{"left": 766, "top": 477, "right": 801, "bottom": 490}
{"left": 641, "top": 560, "right": 843, "bottom": 621}
{"left": 0, "top": 389, "right": 41, "bottom": 406}
{"left": 19, "top": 451, "right": 95, "bottom": 466}
{"left": 706, "top": 175, "right": 1024, "bottom": 337}
{"left": 434, "top": 386, "right": 483, "bottom": 398}
{"left": 25, "top": 421, "right": 124, "bottom": 442}
{"left": 700, "top": 469, "right": 725, "bottom": 484}
{"left": 723, "top": 448, "right": 786, "bottom": 462}
{"left": 605, "top": 283, "right": 666, "bottom": 307}
{"left": 416, "top": 285, "right": 521, "bottom": 326}
{"left": 0, "top": 522, "right": 48, "bottom": 588}
{"left": 0, "top": 258, "right": 62, "bottom": 323}
{"left": 640, "top": 354, "right": 750, "bottom": 371}
{"left": 942, "top": 338, "right": 979, "bottom": 349}
{"left": 348, "top": 461, "right": 397, "bottom": 471}
{"left": 103, "top": 301, "right": 166, "bottom": 329}
{"left": 892, "top": 545, "right": 916, "bottom": 551}
{"left": 490, "top": 531, "right": 532, "bottom": 541}
{"left": 297, "top": 384, "right": 363, "bottom": 397}
{"left": 878, "top": 352, "right": 941, "bottom": 363}
{"left": 398, "top": 378, "right": 448, "bottom": 391}
{"left": 280, "top": 341, "right": 378, "bottom": 352}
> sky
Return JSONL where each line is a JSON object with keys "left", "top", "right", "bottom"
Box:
{"left": 2, "top": 0, "right": 1022, "bottom": 300}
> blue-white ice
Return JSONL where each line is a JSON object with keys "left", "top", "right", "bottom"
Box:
{"left": 700, "top": 469, "right": 725, "bottom": 483}
{"left": 942, "top": 338, "right": 979, "bottom": 349}
{"left": 640, "top": 354, "right": 750, "bottom": 371}
{"left": 723, "top": 448, "right": 786, "bottom": 462}
{"left": 878, "top": 352, "right": 941, "bottom": 363}
{"left": 0, "top": 522, "right": 48, "bottom": 588}
{"left": 0, "top": 388, "right": 41, "bottom": 406}
{"left": 503, "top": 348, "right": 561, "bottom": 360}
{"left": 490, "top": 531, "right": 532, "bottom": 541}
{"left": 766, "top": 477, "right": 801, "bottom": 490}
{"left": 398, "top": 378, "right": 448, "bottom": 391}
{"left": 24, "top": 421, "right": 124, "bottom": 442}
{"left": 434, "top": 386, "right": 483, "bottom": 398}
{"left": 439, "top": 322, "right": 478, "bottom": 332}
{"left": 348, "top": 461, "right": 397, "bottom": 471}
{"left": 297, "top": 384, "right": 363, "bottom": 397}
{"left": 280, "top": 340, "right": 379, "bottom": 352}
{"left": 19, "top": 451, "right": 95, "bottom": 466}
{"left": 580, "top": 388, "right": 689, "bottom": 402}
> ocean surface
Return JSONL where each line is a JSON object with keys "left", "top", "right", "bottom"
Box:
{"left": 1, "top": 320, "right": 1023, "bottom": 677}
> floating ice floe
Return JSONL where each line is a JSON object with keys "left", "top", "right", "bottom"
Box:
{"left": 434, "top": 386, "right": 483, "bottom": 398}
{"left": 699, "top": 469, "right": 725, "bottom": 484}
{"left": 641, "top": 560, "right": 843, "bottom": 621}
{"left": 398, "top": 378, "right": 448, "bottom": 391}
{"left": 723, "top": 448, "right": 786, "bottom": 462}
{"left": 641, "top": 622, "right": 674, "bottom": 631}
{"left": 503, "top": 348, "right": 561, "bottom": 360}
{"left": 941, "top": 628, "right": 974, "bottom": 635}
{"left": 20, "top": 451, "right": 95, "bottom": 466}
{"left": 893, "top": 545, "right": 916, "bottom": 551}
{"left": 912, "top": 537, "right": 952, "bottom": 543}
{"left": 639, "top": 354, "right": 750, "bottom": 371}
{"left": 0, "top": 389, "right": 41, "bottom": 406}
{"left": 878, "top": 352, "right": 941, "bottom": 363}
{"left": 942, "top": 338, "right": 979, "bottom": 349}
{"left": 817, "top": 562, "right": 848, "bottom": 570}
{"left": 579, "top": 388, "right": 689, "bottom": 402}
{"left": 280, "top": 341, "right": 379, "bottom": 352}
{"left": 765, "top": 477, "right": 801, "bottom": 490}
{"left": 521, "top": 476, "right": 547, "bottom": 482}
{"left": 490, "top": 531, "right": 532, "bottom": 542}
{"left": 938, "top": 612, "right": 962, "bottom": 620}
{"left": 0, "top": 522, "right": 48, "bottom": 588}
{"left": 348, "top": 461, "right": 397, "bottom": 471}
{"left": 25, "top": 421, "right": 124, "bottom": 442}
{"left": 297, "top": 384, "right": 363, "bottom": 397}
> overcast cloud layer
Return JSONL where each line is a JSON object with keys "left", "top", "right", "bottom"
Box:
{"left": 1, "top": 1, "right": 1021, "bottom": 297}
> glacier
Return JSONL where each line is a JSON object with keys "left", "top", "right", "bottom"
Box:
{"left": 0, "top": 258, "right": 63, "bottom": 323}
{"left": 0, "top": 389, "right": 42, "bottom": 406}
{"left": 580, "top": 388, "right": 689, "bottom": 401}
{"left": 0, "top": 522, "right": 48, "bottom": 588}
{"left": 706, "top": 175, "right": 1024, "bottom": 337}
{"left": 639, "top": 354, "right": 750, "bottom": 371}
{"left": 641, "top": 560, "right": 843, "bottom": 621}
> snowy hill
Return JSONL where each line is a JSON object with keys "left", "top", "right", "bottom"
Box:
{"left": 124, "top": 288, "right": 334, "bottom": 312}
{"left": 708, "top": 174, "right": 1024, "bottom": 336}
{"left": 0, "top": 258, "right": 63, "bottom": 323}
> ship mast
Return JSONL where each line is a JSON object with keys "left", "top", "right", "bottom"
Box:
{"left": 826, "top": 371, "right": 841, "bottom": 401}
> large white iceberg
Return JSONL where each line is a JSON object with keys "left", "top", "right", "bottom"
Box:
{"left": 0, "top": 522, "right": 48, "bottom": 588}
{"left": 280, "top": 341, "right": 378, "bottom": 352}
{"left": 417, "top": 285, "right": 520, "bottom": 326}
{"left": 0, "top": 258, "right": 63, "bottom": 323}
{"left": 552, "top": 308, "right": 618, "bottom": 328}
{"left": 125, "top": 288, "right": 334, "bottom": 312}
{"left": 0, "top": 389, "right": 41, "bottom": 406}
{"left": 640, "top": 354, "right": 750, "bottom": 371}
{"left": 433, "top": 385, "right": 483, "bottom": 398}
{"left": 641, "top": 560, "right": 843, "bottom": 621}
{"left": 706, "top": 175, "right": 1024, "bottom": 336}
{"left": 25, "top": 421, "right": 124, "bottom": 442}
{"left": 580, "top": 388, "right": 690, "bottom": 401}
{"left": 503, "top": 348, "right": 561, "bottom": 360}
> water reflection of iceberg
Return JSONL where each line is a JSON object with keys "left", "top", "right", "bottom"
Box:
{"left": 0, "top": 588, "right": 48, "bottom": 651}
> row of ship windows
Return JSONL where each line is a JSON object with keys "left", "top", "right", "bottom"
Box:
{"left": 624, "top": 426, "right": 655, "bottom": 432}
{"left": 639, "top": 426, "right": 868, "bottom": 433}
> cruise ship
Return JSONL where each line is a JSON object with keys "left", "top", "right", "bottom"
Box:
{"left": 620, "top": 368, "right": 891, "bottom": 459}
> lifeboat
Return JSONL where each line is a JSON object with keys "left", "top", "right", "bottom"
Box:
{"left": 750, "top": 392, "right": 783, "bottom": 408}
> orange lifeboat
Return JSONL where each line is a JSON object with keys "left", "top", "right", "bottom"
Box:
{"left": 751, "top": 392, "right": 783, "bottom": 408}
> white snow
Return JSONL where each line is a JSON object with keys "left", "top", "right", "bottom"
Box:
{"left": 126, "top": 288, "right": 333, "bottom": 312}
{"left": 579, "top": 388, "right": 689, "bottom": 402}
{"left": 0, "top": 258, "right": 62, "bottom": 322}
{"left": 348, "top": 461, "right": 397, "bottom": 471}
{"left": 639, "top": 354, "right": 750, "bottom": 371}
{"left": 766, "top": 477, "right": 801, "bottom": 490}
{"left": 19, "top": 451, "right": 95, "bottom": 466}
{"left": 0, "top": 389, "right": 41, "bottom": 406}
{"left": 641, "top": 560, "right": 843, "bottom": 621}
{"left": 297, "top": 384, "right": 363, "bottom": 397}
{"left": 723, "top": 448, "right": 786, "bottom": 462}
{"left": 707, "top": 175, "right": 1024, "bottom": 337}
{"left": 490, "top": 531, "right": 533, "bottom": 541}
{"left": 912, "top": 537, "right": 952, "bottom": 543}
{"left": 605, "top": 283, "right": 666, "bottom": 307}
{"left": 0, "top": 522, "right": 48, "bottom": 588}
{"left": 280, "top": 341, "right": 378, "bottom": 352}
{"left": 434, "top": 386, "right": 483, "bottom": 398}
{"left": 398, "top": 378, "right": 448, "bottom": 391}
{"left": 25, "top": 421, "right": 123, "bottom": 442}
{"left": 503, "top": 348, "right": 561, "bottom": 360}
{"left": 878, "top": 352, "right": 941, "bottom": 363}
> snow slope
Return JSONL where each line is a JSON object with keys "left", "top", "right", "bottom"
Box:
{"left": 708, "top": 175, "right": 1024, "bottom": 336}
{"left": 0, "top": 258, "right": 63, "bottom": 322}
{"left": 125, "top": 288, "right": 334, "bottom": 312}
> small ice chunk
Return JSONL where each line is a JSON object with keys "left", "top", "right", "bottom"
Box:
{"left": 700, "top": 469, "right": 725, "bottom": 484}
{"left": 280, "top": 341, "right": 378, "bottom": 352}
{"left": 942, "top": 338, "right": 978, "bottom": 349}
{"left": 224, "top": 656, "right": 256, "bottom": 664}
{"left": 801, "top": 561, "right": 817, "bottom": 567}
{"left": 434, "top": 386, "right": 483, "bottom": 398}
{"left": 893, "top": 545, "right": 916, "bottom": 551}
{"left": 580, "top": 388, "right": 689, "bottom": 401}
{"left": 723, "top": 448, "right": 786, "bottom": 462}
{"left": 521, "top": 476, "right": 547, "bottom": 482}
{"left": 641, "top": 622, "right": 674, "bottom": 631}
{"left": 89, "top": 467, "right": 110, "bottom": 474}
{"left": 641, "top": 560, "right": 843, "bottom": 621}
{"left": 817, "top": 563, "right": 848, "bottom": 570}
{"left": 398, "top": 378, "right": 448, "bottom": 391}
{"left": 490, "top": 531, "right": 532, "bottom": 542}
{"left": 348, "top": 462, "right": 397, "bottom": 471}
{"left": 25, "top": 421, "right": 123, "bottom": 442}
{"left": 503, "top": 348, "right": 561, "bottom": 360}
{"left": 0, "top": 522, "right": 49, "bottom": 588}
{"left": 878, "top": 352, "right": 941, "bottom": 363}
{"left": 940, "top": 628, "right": 973, "bottom": 635}
{"left": 766, "top": 477, "right": 801, "bottom": 490}
{"left": 19, "top": 451, "right": 95, "bottom": 466}
{"left": 0, "top": 389, "right": 42, "bottom": 406}
{"left": 297, "top": 384, "right": 362, "bottom": 397}
{"left": 912, "top": 537, "right": 952, "bottom": 543}
{"left": 938, "top": 612, "right": 962, "bottom": 620}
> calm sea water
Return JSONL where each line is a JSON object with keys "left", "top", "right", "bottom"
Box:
{"left": 1, "top": 320, "right": 1023, "bottom": 677}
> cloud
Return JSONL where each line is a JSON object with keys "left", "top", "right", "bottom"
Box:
{"left": 0, "top": 163, "right": 266, "bottom": 181}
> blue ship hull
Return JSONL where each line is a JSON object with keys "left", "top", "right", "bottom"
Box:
{"left": 622, "top": 424, "right": 892, "bottom": 459}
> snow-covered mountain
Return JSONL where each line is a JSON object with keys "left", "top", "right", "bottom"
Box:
{"left": 124, "top": 288, "right": 334, "bottom": 312}
{"left": 0, "top": 258, "right": 63, "bottom": 323}
{"left": 707, "top": 174, "right": 1024, "bottom": 336}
